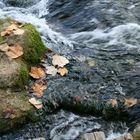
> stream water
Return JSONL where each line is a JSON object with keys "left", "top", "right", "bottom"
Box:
{"left": 1, "top": 0, "right": 140, "bottom": 139}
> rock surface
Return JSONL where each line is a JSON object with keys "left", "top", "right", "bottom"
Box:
{"left": 79, "top": 131, "right": 106, "bottom": 140}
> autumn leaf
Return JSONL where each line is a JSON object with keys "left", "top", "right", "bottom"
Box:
{"left": 52, "top": 55, "right": 69, "bottom": 67}
{"left": 74, "top": 95, "right": 81, "bottom": 104}
{"left": 57, "top": 67, "right": 68, "bottom": 76}
{"left": 46, "top": 66, "right": 57, "bottom": 76}
{"left": 1, "top": 30, "right": 12, "bottom": 36}
{"left": 32, "top": 82, "right": 47, "bottom": 97}
{"left": 124, "top": 98, "right": 137, "bottom": 107}
{"left": 6, "top": 23, "right": 18, "bottom": 31}
{"left": 5, "top": 43, "right": 23, "bottom": 58}
{"left": 3, "top": 108, "right": 16, "bottom": 119}
{"left": 13, "top": 29, "right": 24, "bottom": 35}
{"left": 29, "top": 97, "right": 43, "bottom": 109}
{"left": 29, "top": 67, "right": 45, "bottom": 79}
{"left": 0, "top": 43, "right": 10, "bottom": 52}
{"left": 110, "top": 99, "right": 118, "bottom": 107}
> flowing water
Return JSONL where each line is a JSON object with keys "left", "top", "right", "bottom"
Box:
{"left": 1, "top": 0, "right": 140, "bottom": 139}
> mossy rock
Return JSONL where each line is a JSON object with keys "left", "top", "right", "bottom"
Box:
{"left": 131, "top": 132, "right": 140, "bottom": 140}
{"left": 0, "top": 18, "right": 46, "bottom": 89}
{"left": 0, "top": 89, "right": 38, "bottom": 134}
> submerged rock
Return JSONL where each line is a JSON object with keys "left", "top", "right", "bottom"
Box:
{"left": 0, "top": 18, "right": 46, "bottom": 133}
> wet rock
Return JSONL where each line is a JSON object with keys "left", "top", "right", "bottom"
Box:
{"left": 79, "top": 131, "right": 106, "bottom": 140}
{"left": 113, "top": 133, "right": 133, "bottom": 140}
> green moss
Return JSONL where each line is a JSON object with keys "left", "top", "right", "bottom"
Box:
{"left": 131, "top": 132, "right": 140, "bottom": 140}
{"left": 0, "top": 36, "right": 6, "bottom": 43}
{"left": 16, "top": 62, "right": 29, "bottom": 89}
{"left": 23, "top": 23, "right": 46, "bottom": 64}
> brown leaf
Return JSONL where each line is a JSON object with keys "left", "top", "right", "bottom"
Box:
{"left": 3, "top": 108, "right": 16, "bottom": 119}
{"left": 74, "top": 95, "right": 81, "bottom": 104}
{"left": 32, "top": 82, "right": 47, "bottom": 97}
{"left": 29, "top": 97, "right": 43, "bottom": 109}
{"left": 29, "top": 67, "right": 45, "bottom": 79}
{"left": 47, "top": 48, "right": 53, "bottom": 53}
{"left": 13, "top": 29, "right": 24, "bottom": 35}
{"left": 0, "top": 43, "right": 10, "bottom": 52}
{"left": 124, "top": 98, "right": 137, "bottom": 107}
{"left": 5, "top": 43, "right": 23, "bottom": 58}
{"left": 52, "top": 55, "right": 69, "bottom": 67}
{"left": 46, "top": 66, "right": 57, "bottom": 76}
{"left": 57, "top": 67, "right": 68, "bottom": 76}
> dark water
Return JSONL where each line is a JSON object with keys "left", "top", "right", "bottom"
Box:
{"left": 1, "top": 0, "right": 140, "bottom": 139}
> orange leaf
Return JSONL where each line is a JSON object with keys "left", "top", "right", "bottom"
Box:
{"left": 5, "top": 43, "right": 23, "bottom": 58}
{"left": 29, "top": 98, "right": 43, "bottom": 109}
{"left": 52, "top": 55, "right": 69, "bottom": 67}
{"left": 29, "top": 67, "right": 45, "bottom": 79}
{"left": 57, "top": 67, "right": 68, "bottom": 76}
{"left": 124, "top": 98, "right": 137, "bottom": 107}
{"left": 0, "top": 43, "right": 10, "bottom": 52}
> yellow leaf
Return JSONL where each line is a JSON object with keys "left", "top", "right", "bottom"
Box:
{"left": 46, "top": 66, "right": 57, "bottom": 76}
{"left": 52, "top": 55, "right": 69, "bottom": 67}
{"left": 57, "top": 67, "right": 68, "bottom": 76}
{"left": 124, "top": 98, "right": 137, "bottom": 107}
{"left": 0, "top": 43, "right": 10, "bottom": 52}
{"left": 13, "top": 29, "right": 24, "bottom": 35}
{"left": 29, "top": 97, "right": 43, "bottom": 109}
{"left": 5, "top": 43, "right": 23, "bottom": 58}
{"left": 29, "top": 67, "right": 45, "bottom": 79}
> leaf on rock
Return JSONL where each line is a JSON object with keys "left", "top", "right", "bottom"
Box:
{"left": 74, "top": 95, "right": 81, "bottom": 104}
{"left": 52, "top": 55, "right": 69, "bottom": 67}
{"left": 57, "top": 67, "right": 68, "bottom": 76}
{"left": 32, "top": 82, "right": 47, "bottom": 97}
{"left": 46, "top": 66, "right": 57, "bottom": 76}
{"left": 3, "top": 108, "right": 16, "bottom": 119}
{"left": 7, "top": 24, "right": 18, "bottom": 31}
{"left": 0, "top": 43, "right": 10, "bottom": 52}
{"left": 110, "top": 99, "right": 118, "bottom": 107}
{"left": 124, "top": 98, "right": 137, "bottom": 107}
{"left": 13, "top": 29, "right": 24, "bottom": 35}
{"left": 1, "top": 30, "right": 12, "bottom": 36}
{"left": 29, "top": 97, "right": 43, "bottom": 109}
{"left": 5, "top": 43, "right": 23, "bottom": 58}
{"left": 29, "top": 67, "right": 45, "bottom": 79}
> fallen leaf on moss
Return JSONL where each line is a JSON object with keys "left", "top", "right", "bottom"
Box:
{"left": 32, "top": 82, "right": 47, "bottom": 97}
{"left": 52, "top": 55, "right": 69, "bottom": 67}
{"left": 1, "top": 30, "right": 12, "bottom": 36}
{"left": 57, "top": 67, "right": 68, "bottom": 76}
{"left": 29, "top": 67, "right": 45, "bottom": 79}
{"left": 46, "top": 66, "right": 57, "bottom": 76}
{"left": 6, "top": 43, "right": 23, "bottom": 58}
{"left": 0, "top": 43, "right": 10, "bottom": 52}
{"left": 13, "top": 29, "right": 24, "bottom": 35}
{"left": 3, "top": 108, "right": 16, "bottom": 119}
{"left": 124, "top": 98, "right": 137, "bottom": 107}
{"left": 29, "top": 97, "right": 43, "bottom": 109}
{"left": 6, "top": 23, "right": 18, "bottom": 31}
